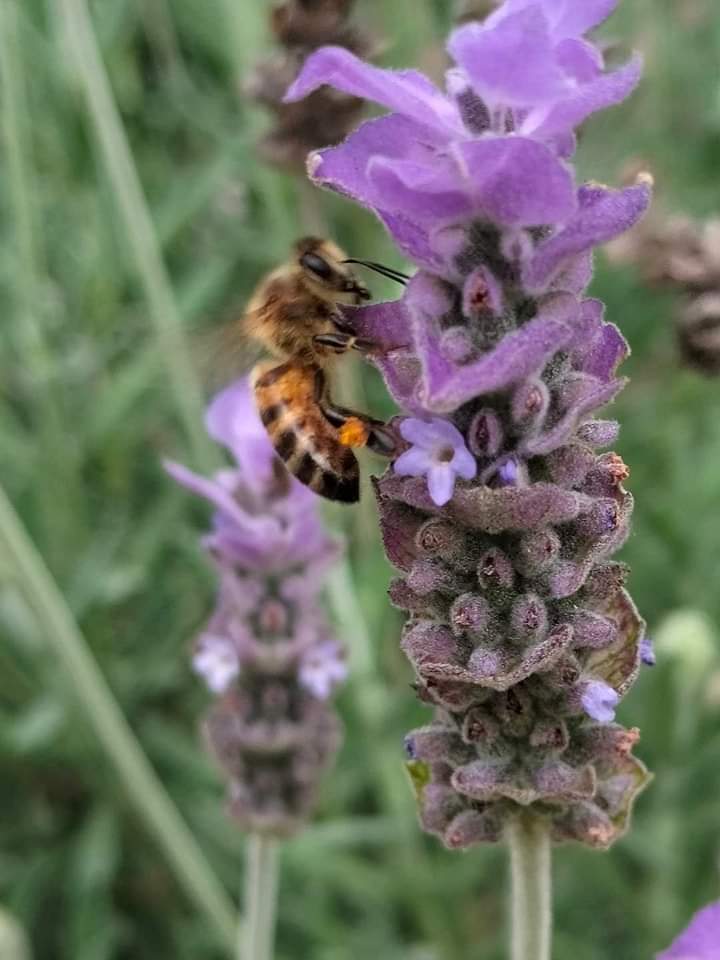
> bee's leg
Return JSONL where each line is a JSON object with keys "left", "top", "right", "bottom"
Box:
{"left": 312, "top": 332, "right": 375, "bottom": 355}
{"left": 320, "top": 400, "right": 397, "bottom": 456}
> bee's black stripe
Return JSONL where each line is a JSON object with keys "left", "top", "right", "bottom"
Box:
{"left": 315, "top": 469, "right": 359, "bottom": 503}
{"left": 275, "top": 431, "right": 296, "bottom": 462}
{"left": 340, "top": 447, "right": 356, "bottom": 472}
{"left": 294, "top": 452, "right": 318, "bottom": 487}
{"left": 261, "top": 404, "right": 283, "bottom": 428}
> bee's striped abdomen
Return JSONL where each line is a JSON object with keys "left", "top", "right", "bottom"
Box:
{"left": 252, "top": 361, "right": 360, "bottom": 503}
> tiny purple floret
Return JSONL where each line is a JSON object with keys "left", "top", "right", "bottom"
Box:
{"left": 395, "top": 417, "right": 477, "bottom": 506}
{"left": 581, "top": 679, "right": 620, "bottom": 724}
{"left": 299, "top": 640, "right": 348, "bottom": 700}
{"left": 640, "top": 634, "right": 656, "bottom": 666}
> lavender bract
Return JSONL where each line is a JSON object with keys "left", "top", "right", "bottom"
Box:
{"left": 166, "top": 381, "right": 346, "bottom": 837}
{"left": 288, "top": 0, "right": 651, "bottom": 849}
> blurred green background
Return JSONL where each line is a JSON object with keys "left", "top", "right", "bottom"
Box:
{"left": 2, "top": 1, "right": 720, "bottom": 958}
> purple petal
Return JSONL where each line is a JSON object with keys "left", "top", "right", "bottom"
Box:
{"left": 427, "top": 463, "right": 456, "bottom": 506}
{"left": 555, "top": 38, "right": 603, "bottom": 83}
{"left": 369, "top": 153, "right": 472, "bottom": 223}
{"left": 640, "top": 635, "right": 656, "bottom": 667}
{"left": 193, "top": 633, "right": 240, "bottom": 694}
{"left": 527, "top": 55, "right": 642, "bottom": 141}
{"left": 657, "top": 900, "right": 720, "bottom": 959}
{"left": 581, "top": 679, "right": 619, "bottom": 723}
{"left": 285, "top": 46, "right": 462, "bottom": 135}
{"left": 485, "top": 0, "right": 619, "bottom": 39}
{"left": 453, "top": 136, "right": 577, "bottom": 226}
{"left": 415, "top": 293, "right": 580, "bottom": 413}
{"left": 308, "top": 113, "right": 443, "bottom": 218}
{"left": 394, "top": 447, "right": 433, "bottom": 477}
{"left": 164, "top": 460, "right": 274, "bottom": 540}
{"left": 452, "top": 446, "right": 478, "bottom": 481}
{"left": 449, "top": 9, "right": 571, "bottom": 107}
{"left": 342, "top": 299, "right": 412, "bottom": 353}
{"left": 205, "top": 378, "right": 275, "bottom": 479}
{"left": 524, "top": 180, "right": 652, "bottom": 292}
{"left": 378, "top": 212, "right": 441, "bottom": 272}
{"left": 570, "top": 300, "right": 629, "bottom": 381}
{"left": 400, "top": 417, "right": 452, "bottom": 447}
{"left": 544, "top": 0, "right": 619, "bottom": 38}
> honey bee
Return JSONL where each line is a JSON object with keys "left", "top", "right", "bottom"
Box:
{"left": 246, "top": 236, "right": 408, "bottom": 503}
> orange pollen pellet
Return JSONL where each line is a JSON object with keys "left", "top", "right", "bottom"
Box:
{"left": 339, "top": 417, "right": 369, "bottom": 448}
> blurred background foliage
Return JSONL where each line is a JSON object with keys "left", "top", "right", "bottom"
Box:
{"left": 1, "top": 0, "right": 720, "bottom": 958}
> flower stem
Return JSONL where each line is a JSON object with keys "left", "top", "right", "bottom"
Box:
{"left": 0, "top": 483, "right": 237, "bottom": 952}
{"left": 55, "top": 0, "right": 216, "bottom": 470}
{"left": 243, "top": 835, "right": 280, "bottom": 960}
{"left": 508, "top": 816, "right": 552, "bottom": 960}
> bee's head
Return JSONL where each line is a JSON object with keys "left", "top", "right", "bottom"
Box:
{"left": 295, "top": 236, "right": 371, "bottom": 305}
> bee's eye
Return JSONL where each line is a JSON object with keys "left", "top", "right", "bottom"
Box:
{"left": 301, "top": 252, "right": 333, "bottom": 280}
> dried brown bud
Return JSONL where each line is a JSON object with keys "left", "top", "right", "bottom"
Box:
{"left": 247, "top": 0, "right": 378, "bottom": 171}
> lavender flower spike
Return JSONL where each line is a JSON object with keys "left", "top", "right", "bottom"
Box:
{"left": 290, "top": 0, "right": 651, "bottom": 852}
{"left": 166, "top": 379, "right": 346, "bottom": 837}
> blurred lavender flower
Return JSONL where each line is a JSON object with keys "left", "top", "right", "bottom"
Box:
{"left": 245, "top": 0, "right": 378, "bottom": 172}
{"left": 166, "top": 380, "right": 346, "bottom": 837}
{"left": 288, "top": 0, "right": 651, "bottom": 849}
{"left": 657, "top": 900, "right": 720, "bottom": 959}
{"left": 609, "top": 213, "right": 720, "bottom": 375}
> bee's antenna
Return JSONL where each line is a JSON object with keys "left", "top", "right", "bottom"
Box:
{"left": 342, "top": 259, "right": 410, "bottom": 285}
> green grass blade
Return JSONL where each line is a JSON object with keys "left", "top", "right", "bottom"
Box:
{"left": 54, "top": 0, "right": 215, "bottom": 469}
{"left": 0, "top": 482, "right": 236, "bottom": 951}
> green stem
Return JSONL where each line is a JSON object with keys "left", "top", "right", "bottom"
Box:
{"left": 508, "top": 816, "right": 552, "bottom": 960}
{"left": 0, "top": 484, "right": 236, "bottom": 952}
{"left": 242, "top": 835, "right": 279, "bottom": 960}
{"left": 55, "top": 0, "right": 215, "bottom": 469}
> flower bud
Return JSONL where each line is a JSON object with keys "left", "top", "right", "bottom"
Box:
{"left": 530, "top": 719, "right": 569, "bottom": 753}
{"left": 477, "top": 547, "right": 515, "bottom": 593}
{"left": 583, "top": 562, "right": 629, "bottom": 599}
{"left": 576, "top": 419, "right": 620, "bottom": 448}
{"left": 511, "top": 379, "right": 550, "bottom": 431}
{"left": 404, "top": 725, "right": 464, "bottom": 762}
{"left": 494, "top": 685, "right": 534, "bottom": 738}
{"left": 513, "top": 528, "right": 562, "bottom": 576}
{"left": 440, "top": 326, "right": 476, "bottom": 364}
{"left": 408, "top": 558, "right": 463, "bottom": 596}
{"left": 509, "top": 594, "right": 549, "bottom": 644}
{"left": 574, "top": 498, "right": 620, "bottom": 538}
{"left": 450, "top": 592, "right": 491, "bottom": 638}
{"left": 545, "top": 443, "right": 595, "bottom": 487}
{"left": 418, "top": 784, "right": 464, "bottom": 834}
{"left": 572, "top": 611, "right": 617, "bottom": 649}
{"left": 467, "top": 408, "right": 503, "bottom": 458}
{"left": 461, "top": 706, "right": 501, "bottom": 746}
{"left": 463, "top": 265, "right": 503, "bottom": 317}
{"left": 444, "top": 809, "right": 503, "bottom": 849}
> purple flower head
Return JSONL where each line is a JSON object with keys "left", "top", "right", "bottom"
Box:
{"left": 289, "top": 0, "right": 650, "bottom": 850}
{"left": 657, "top": 900, "right": 720, "bottom": 959}
{"left": 168, "top": 378, "right": 346, "bottom": 837}
{"left": 395, "top": 417, "right": 477, "bottom": 506}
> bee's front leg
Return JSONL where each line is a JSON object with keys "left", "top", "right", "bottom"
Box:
{"left": 320, "top": 400, "right": 397, "bottom": 456}
{"left": 312, "top": 332, "right": 375, "bottom": 354}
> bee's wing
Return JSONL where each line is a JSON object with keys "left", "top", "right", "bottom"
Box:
{"left": 191, "top": 314, "right": 265, "bottom": 391}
